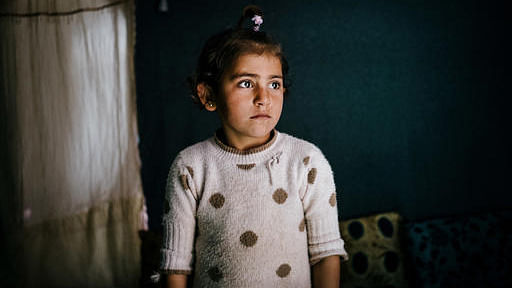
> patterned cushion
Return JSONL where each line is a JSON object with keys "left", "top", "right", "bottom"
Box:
{"left": 404, "top": 210, "right": 512, "bottom": 288}
{"left": 339, "top": 212, "right": 408, "bottom": 288}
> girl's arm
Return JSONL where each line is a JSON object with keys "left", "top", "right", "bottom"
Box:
{"left": 312, "top": 255, "right": 341, "bottom": 288}
{"left": 160, "top": 155, "right": 197, "bottom": 283}
{"left": 300, "top": 149, "right": 347, "bottom": 286}
{"left": 162, "top": 274, "right": 187, "bottom": 288}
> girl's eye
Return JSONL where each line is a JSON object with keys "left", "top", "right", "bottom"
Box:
{"left": 269, "top": 82, "right": 281, "bottom": 89}
{"left": 238, "top": 80, "right": 253, "bottom": 88}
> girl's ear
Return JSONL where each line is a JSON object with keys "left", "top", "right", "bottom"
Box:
{"left": 197, "top": 83, "right": 216, "bottom": 111}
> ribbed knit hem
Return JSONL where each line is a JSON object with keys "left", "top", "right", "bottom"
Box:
{"left": 213, "top": 129, "right": 278, "bottom": 155}
{"left": 160, "top": 248, "right": 193, "bottom": 271}
{"left": 160, "top": 222, "right": 195, "bottom": 271}
{"left": 160, "top": 269, "right": 193, "bottom": 275}
{"left": 306, "top": 215, "right": 341, "bottom": 244}
{"left": 309, "top": 246, "right": 349, "bottom": 266}
{"left": 209, "top": 130, "right": 283, "bottom": 163}
{"left": 307, "top": 215, "right": 347, "bottom": 265}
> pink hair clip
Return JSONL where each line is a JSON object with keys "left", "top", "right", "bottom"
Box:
{"left": 251, "top": 15, "right": 263, "bottom": 31}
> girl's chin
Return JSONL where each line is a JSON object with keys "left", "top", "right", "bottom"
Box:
{"left": 230, "top": 125, "right": 275, "bottom": 137}
{"left": 247, "top": 128, "right": 275, "bottom": 139}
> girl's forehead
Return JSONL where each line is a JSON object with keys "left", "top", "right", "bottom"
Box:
{"left": 229, "top": 53, "right": 282, "bottom": 73}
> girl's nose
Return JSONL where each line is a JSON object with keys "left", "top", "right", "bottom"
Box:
{"left": 254, "top": 86, "right": 270, "bottom": 106}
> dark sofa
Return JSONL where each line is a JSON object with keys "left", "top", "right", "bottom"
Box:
{"left": 340, "top": 209, "right": 512, "bottom": 288}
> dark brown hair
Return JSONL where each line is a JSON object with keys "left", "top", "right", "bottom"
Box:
{"left": 187, "top": 5, "right": 290, "bottom": 107}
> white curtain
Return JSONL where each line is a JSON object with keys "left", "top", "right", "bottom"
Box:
{"left": 0, "top": 0, "right": 143, "bottom": 287}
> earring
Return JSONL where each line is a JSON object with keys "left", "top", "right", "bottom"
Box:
{"left": 207, "top": 102, "right": 215, "bottom": 107}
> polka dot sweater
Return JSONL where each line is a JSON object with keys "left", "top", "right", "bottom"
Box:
{"left": 160, "top": 130, "right": 348, "bottom": 287}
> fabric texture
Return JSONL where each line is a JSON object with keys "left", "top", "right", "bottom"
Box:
{"left": 404, "top": 210, "right": 512, "bottom": 288}
{"left": 339, "top": 212, "right": 408, "bottom": 288}
{"left": 160, "top": 130, "right": 347, "bottom": 287}
{"left": 0, "top": 1, "right": 142, "bottom": 287}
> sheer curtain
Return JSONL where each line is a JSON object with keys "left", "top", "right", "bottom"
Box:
{"left": 0, "top": 0, "right": 143, "bottom": 287}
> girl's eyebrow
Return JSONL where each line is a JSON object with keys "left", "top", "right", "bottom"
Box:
{"left": 230, "top": 72, "right": 283, "bottom": 80}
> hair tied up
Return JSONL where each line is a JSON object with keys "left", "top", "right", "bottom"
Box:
{"left": 237, "top": 5, "right": 264, "bottom": 30}
{"left": 187, "top": 4, "right": 289, "bottom": 108}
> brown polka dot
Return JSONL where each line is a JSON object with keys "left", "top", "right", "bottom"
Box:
{"left": 299, "top": 218, "right": 306, "bottom": 232}
{"left": 207, "top": 266, "right": 223, "bottom": 282}
{"left": 179, "top": 174, "right": 190, "bottom": 190}
{"left": 276, "top": 264, "right": 291, "bottom": 278}
{"left": 237, "top": 163, "right": 256, "bottom": 170}
{"left": 307, "top": 168, "right": 317, "bottom": 184}
{"left": 209, "top": 193, "right": 225, "bottom": 209}
{"left": 303, "top": 156, "right": 310, "bottom": 165}
{"left": 272, "top": 188, "right": 288, "bottom": 204}
{"left": 329, "top": 193, "right": 337, "bottom": 207}
{"left": 186, "top": 166, "right": 194, "bottom": 178}
{"left": 240, "top": 230, "right": 258, "bottom": 247}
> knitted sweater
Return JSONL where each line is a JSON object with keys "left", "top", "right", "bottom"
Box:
{"left": 160, "top": 130, "right": 348, "bottom": 287}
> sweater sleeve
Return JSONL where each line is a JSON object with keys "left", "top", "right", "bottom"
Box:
{"left": 160, "top": 155, "right": 197, "bottom": 274}
{"left": 302, "top": 149, "right": 348, "bottom": 265}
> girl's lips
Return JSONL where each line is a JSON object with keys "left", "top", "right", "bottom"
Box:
{"left": 250, "top": 114, "right": 271, "bottom": 119}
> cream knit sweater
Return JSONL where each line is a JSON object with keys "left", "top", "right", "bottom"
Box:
{"left": 160, "top": 130, "right": 348, "bottom": 287}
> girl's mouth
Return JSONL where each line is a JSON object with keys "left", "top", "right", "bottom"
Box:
{"left": 250, "top": 114, "right": 271, "bottom": 119}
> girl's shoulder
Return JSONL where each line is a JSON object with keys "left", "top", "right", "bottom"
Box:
{"left": 278, "top": 131, "right": 333, "bottom": 170}
{"left": 172, "top": 137, "right": 215, "bottom": 165}
{"left": 278, "top": 131, "right": 324, "bottom": 157}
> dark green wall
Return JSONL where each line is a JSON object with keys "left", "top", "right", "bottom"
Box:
{"left": 135, "top": 0, "right": 510, "bottom": 230}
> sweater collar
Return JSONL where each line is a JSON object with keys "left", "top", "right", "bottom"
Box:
{"left": 213, "top": 129, "right": 278, "bottom": 155}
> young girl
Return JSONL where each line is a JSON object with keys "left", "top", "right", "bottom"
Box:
{"left": 160, "top": 6, "right": 348, "bottom": 287}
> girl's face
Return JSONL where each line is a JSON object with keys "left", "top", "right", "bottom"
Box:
{"left": 216, "top": 53, "right": 284, "bottom": 150}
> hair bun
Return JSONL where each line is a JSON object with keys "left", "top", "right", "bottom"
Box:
{"left": 242, "top": 5, "right": 263, "bottom": 18}
{"left": 237, "top": 5, "right": 264, "bottom": 30}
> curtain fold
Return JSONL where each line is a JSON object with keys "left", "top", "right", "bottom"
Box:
{"left": 0, "top": 0, "right": 142, "bottom": 287}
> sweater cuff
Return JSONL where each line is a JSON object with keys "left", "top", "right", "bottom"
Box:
{"left": 160, "top": 269, "right": 193, "bottom": 275}
{"left": 306, "top": 214, "right": 341, "bottom": 244}
{"left": 309, "top": 238, "right": 349, "bottom": 265}
{"left": 160, "top": 248, "right": 194, "bottom": 271}
{"left": 160, "top": 222, "right": 195, "bottom": 271}
{"left": 307, "top": 215, "right": 348, "bottom": 265}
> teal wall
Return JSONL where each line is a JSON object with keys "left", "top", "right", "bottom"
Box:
{"left": 135, "top": 0, "right": 510, "bottom": 230}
